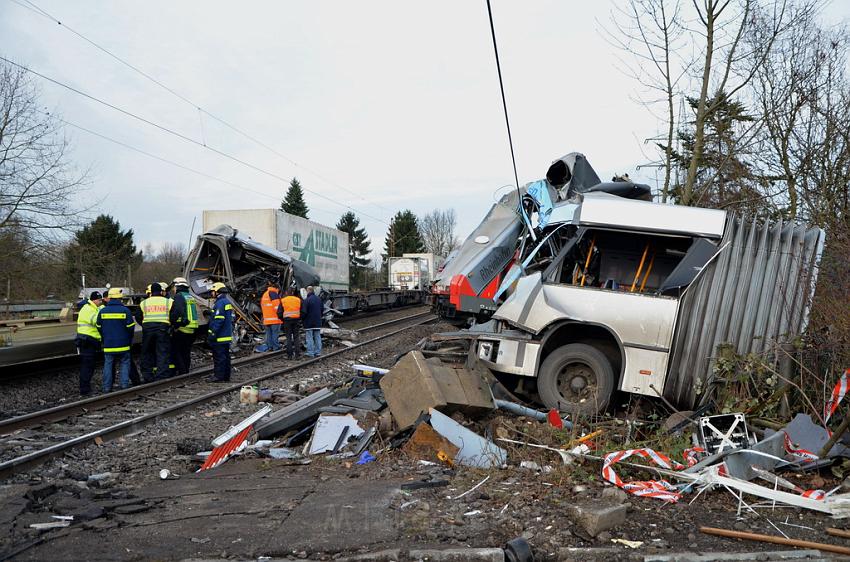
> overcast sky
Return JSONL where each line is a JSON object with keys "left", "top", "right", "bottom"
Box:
{"left": 2, "top": 1, "right": 848, "bottom": 261}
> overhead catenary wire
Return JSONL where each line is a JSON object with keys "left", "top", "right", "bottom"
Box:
{"left": 485, "top": 0, "right": 521, "bottom": 199}
{"left": 9, "top": 0, "right": 389, "bottom": 215}
{"left": 49, "top": 113, "right": 358, "bottom": 222}
{"left": 0, "top": 55, "right": 389, "bottom": 226}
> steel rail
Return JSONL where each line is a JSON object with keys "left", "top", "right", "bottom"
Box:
{"left": 0, "top": 314, "right": 436, "bottom": 478}
{"left": 0, "top": 311, "right": 433, "bottom": 434}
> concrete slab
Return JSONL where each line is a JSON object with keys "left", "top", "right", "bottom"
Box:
{"left": 15, "top": 459, "right": 406, "bottom": 560}
{"left": 281, "top": 477, "right": 404, "bottom": 551}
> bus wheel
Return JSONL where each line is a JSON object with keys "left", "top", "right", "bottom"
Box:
{"left": 537, "top": 343, "right": 614, "bottom": 416}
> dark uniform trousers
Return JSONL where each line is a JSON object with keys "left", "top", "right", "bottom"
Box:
{"left": 141, "top": 324, "right": 171, "bottom": 382}
{"left": 283, "top": 319, "right": 300, "bottom": 359}
{"left": 210, "top": 342, "right": 231, "bottom": 381}
{"left": 171, "top": 331, "right": 195, "bottom": 375}
{"left": 77, "top": 335, "right": 101, "bottom": 395}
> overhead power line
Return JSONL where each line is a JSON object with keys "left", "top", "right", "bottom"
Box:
{"left": 0, "top": 55, "right": 389, "bottom": 226}
{"left": 10, "top": 0, "right": 388, "bottom": 215}
{"left": 485, "top": 0, "right": 521, "bottom": 196}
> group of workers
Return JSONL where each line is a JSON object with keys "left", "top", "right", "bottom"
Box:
{"left": 258, "top": 283, "right": 323, "bottom": 360}
{"left": 75, "top": 278, "right": 233, "bottom": 396}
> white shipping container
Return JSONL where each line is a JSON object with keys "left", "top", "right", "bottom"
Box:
{"left": 400, "top": 252, "right": 439, "bottom": 287}
{"left": 388, "top": 257, "right": 428, "bottom": 290}
{"left": 202, "top": 209, "right": 350, "bottom": 291}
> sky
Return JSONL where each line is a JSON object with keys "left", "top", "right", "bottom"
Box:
{"left": 2, "top": 1, "right": 848, "bottom": 261}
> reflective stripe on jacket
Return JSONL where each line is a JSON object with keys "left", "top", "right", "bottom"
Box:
{"left": 175, "top": 291, "right": 199, "bottom": 334}
{"left": 261, "top": 288, "right": 282, "bottom": 325}
{"left": 77, "top": 300, "right": 102, "bottom": 341}
{"left": 281, "top": 295, "right": 301, "bottom": 319}
{"left": 208, "top": 295, "right": 233, "bottom": 343}
{"left": 96, "top": 301, "right": 135, "bottom": 353}
{"left": 141, "top": 296, "right": 172, "bottom": 324}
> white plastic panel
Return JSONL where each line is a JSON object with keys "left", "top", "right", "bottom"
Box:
{"left": 621, "top": 346, "right": 669, "bottom": 396}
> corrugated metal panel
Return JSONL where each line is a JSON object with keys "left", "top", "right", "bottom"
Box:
{"left": 665, "top": 215, "right": 825, "bottom": 407}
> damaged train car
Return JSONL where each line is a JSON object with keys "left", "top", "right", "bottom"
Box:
{"left": 183, "top": 225, "right": 320, "bottom": 344}
{"left": 434, "top": 153, "right": 825, "bottom": 414}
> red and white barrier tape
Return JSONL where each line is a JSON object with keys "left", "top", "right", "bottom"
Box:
{"left": 683, "top": 446, "right": 706, "bottom": 467}
{"left": 824, "top": 368, "right": 850, "bottom": 424}
{"left": 602, "top": 448, "right": 685, "bottom": 502}
{"left": 783, "top": 431, "right": 819, "bottom": 463}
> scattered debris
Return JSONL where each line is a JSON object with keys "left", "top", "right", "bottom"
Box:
{"left": 402, "top": 421, "right": 460, "bottom": 463}
{"left": 199, "top": 426, "right": 252, "bottom": 471}
{"left": 306, "top": 413, "right": 364, "bottom": 455}
{"left": 379, "top": 351, "right": 494, "bottom": 430}
{"left": 429, "top": 408, "right": 506, "bottom": 468}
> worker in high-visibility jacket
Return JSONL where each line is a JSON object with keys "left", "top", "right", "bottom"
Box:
{"left": 96, "top": 287, "right": 136, "bottom": 392}
{"left": 259, "top": 281, "right": 283, "bottom": 353}
{"left": 76, "top": 290, "right": 104, "bottom": 396}
{"left": 207, "top": 282, "right": 233, "bottom": 382}
{"left": 139, "top": 281, "right": 173, "bottom": 383}
{"left": 169, "top": 277, "right": 199, "bottom": 374}
{"left": 280, "top": 287, "right": 302, "bottom": 360}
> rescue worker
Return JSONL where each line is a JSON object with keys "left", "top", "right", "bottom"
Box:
{"left": 169, "top": 277, "right": 198, "bottom": 374}
{"left": 76, "top": 290, "right": 104, "bottom": 396}
{"left": 260, "top": 281, "right": 283, "bottom": 352}
{"left": 96, "top": 288, "right": 136, "bottom": 392}
{"left": 139, "top": 281, "right": 173, "bottom": 382}
{"left": 207, "top": 282, "right": 233, "bottom": 382}
{"left": 302, "top": 286, "right": 323, "bottom": 358}
{"left": 281, "top": 287, "right": 302, "bottom": 359}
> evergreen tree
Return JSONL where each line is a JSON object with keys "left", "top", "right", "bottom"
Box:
{"left": 63, "top": 215, "right": 143, "bottom": 289}
{"left": 666, "top": 91, "right": 761, "bottom": 212}
{"left": 383, "top": 210, "right": 425, "bottom": 259}
{"left": 280, "top": 177, "right": 309, "bottom": 218}
{"left": 336, "top": 211, "right": 372, "bottom": 288}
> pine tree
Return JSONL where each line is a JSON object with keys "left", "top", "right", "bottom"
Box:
{"left": 281, "top": 177, "right": 309, "bottom": 218}
{"left": 63, "top": 215, "right": 143, "bottom": 288}
{"left": 336, "top": 211, "right": 372, "bottom": 288}
{"left": 383, "top": 210, "right": 425, "bottom": 258}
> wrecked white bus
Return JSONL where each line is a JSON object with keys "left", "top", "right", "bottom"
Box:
{"left": 440, "top": 153, "right": 825, "bottom": 415}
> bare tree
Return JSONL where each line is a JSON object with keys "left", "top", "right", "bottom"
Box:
{"left": 419, "top": 209, "right": 458, "bottom": 258}
{"left": 679, "top": 0, "right": 805, "bottom": 205}
{"left": 606, "top": 0, "right": 688, "bottom": 202}
{"left": 0, "top": 61, "right": 88, "bottom": 248}
{"left": 745, "top": 3, "right": 850, "bottom": 226}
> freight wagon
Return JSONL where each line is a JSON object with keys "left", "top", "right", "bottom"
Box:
{"left": 202, "top": 209, "right": 350, "bottom": 292}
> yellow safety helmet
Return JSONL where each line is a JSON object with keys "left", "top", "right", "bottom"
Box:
{"left": 211, "top": 282, "right": 227, "bottom": 293}
{"left": 145, "top": 284, "right": 152, "bottom": 295}
{"left": 107, "top": 287, "right": 123, "bottom": 299}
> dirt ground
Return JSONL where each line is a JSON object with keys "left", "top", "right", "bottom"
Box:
{"left": 5, "top": 444, "right": 850, "bottom": 561}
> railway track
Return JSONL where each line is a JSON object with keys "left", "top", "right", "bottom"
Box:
{"left": 0, "top": 304, "right": 431, "bottom": 381}
{"left": 0, "top": 311, "right": 436, "bottom": 479}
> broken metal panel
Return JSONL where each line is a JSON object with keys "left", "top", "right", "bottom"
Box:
{"left": 494, "top": 272, "right": 678, "bottom": 346}
{"left": 665, "top": 216, "right": 825, "bottom": 407}
{"left": 577, "top": 193, "right": 727, "bottom": 238}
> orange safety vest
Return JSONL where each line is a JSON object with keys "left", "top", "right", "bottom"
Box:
{"left": 261, "top": 287, "right": 282, "bottom": 325}
{"left": 281, "top": 295, "right": 301, "bottom": 319}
